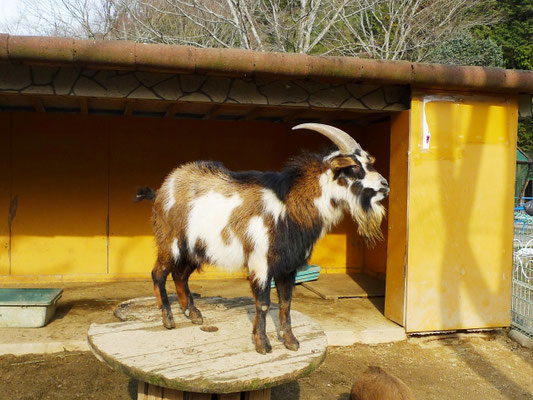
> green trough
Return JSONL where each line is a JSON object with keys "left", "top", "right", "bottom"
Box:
{"left": 0, "top": 288, "right": 63, "bottom": 328}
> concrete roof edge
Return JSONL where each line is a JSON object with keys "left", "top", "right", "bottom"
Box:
{"left": 0, "top": 34, "right": 532, "bottom": 94}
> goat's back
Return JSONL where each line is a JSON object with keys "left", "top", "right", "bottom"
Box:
{"left": 350, "top": 366, "right": 415, "bottom": 400}
{"left": 152, "top": 161, "right": 275, "bottom": 274}
{"left": 154, "top": 161, "right": 263, "bottom": 213}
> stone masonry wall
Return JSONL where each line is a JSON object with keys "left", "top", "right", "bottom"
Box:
{"left": 0, "top": 64, "right": 409, "bottom": 111}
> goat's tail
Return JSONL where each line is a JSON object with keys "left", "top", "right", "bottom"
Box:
{"left": 135, "top": 186, "right": 156, "bottom": 203}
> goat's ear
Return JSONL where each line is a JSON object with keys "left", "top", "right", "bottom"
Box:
{"left": 329, "top": 156, "right": 356, "bottom": 172}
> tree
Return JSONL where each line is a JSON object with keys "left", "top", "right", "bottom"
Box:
{"left": 9, "top": 0, "right": 123, "bottom": 39}
{"left": 112, "top": 0, "right": 370, "bottom": 53}
{"left": 474, "top": 0, "right": 533, "bottom": 70}
{"left": 7, "top": 0, "right": 501, "bottom": 63}
{"left": 427, "top": 33, "right": 505, "bottom": 67}
{"left": 333, "top": 0, "right": 500, "bottom": 61}
{"left": 472, "top": 1, "right": 532, "bottom": 154}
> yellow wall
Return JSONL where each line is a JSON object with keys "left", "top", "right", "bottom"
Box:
{"left": 0, "top": 114, "right": 10, "bottom": 276}
{"left": 1, "top": 112, "right": 390, "bottom": 282}
{"left": 357, "top": 122, "right": 391, "bottom": 279}
{"left": 405, "top": 92, "right": 517, "bottom": 332}
{"left": 385, "top": 110, "right": 410, "bottom": 325}
{"left": 9, "top": 114, "right": 108, "bottom": 278}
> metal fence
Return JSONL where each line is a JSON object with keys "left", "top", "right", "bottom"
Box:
{"left": 513, "top": 198, "right": 533, "bottom": 337}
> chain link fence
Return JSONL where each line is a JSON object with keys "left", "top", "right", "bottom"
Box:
{"left": 512, "top": 199, "right": 533, "bottom": 337}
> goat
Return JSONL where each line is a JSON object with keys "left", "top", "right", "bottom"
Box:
{"left": 350, "top": 366, "right": 415, "bottom": 400}
{"left": 138, "top": 123, "right": 389, "bottom": 354}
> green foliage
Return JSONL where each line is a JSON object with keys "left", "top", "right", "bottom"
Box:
{"left": 427, "top": 34, "right": 505, "bottom": 67}
{"left": 474, "top": 0, "right": 533, "bottom": 70}
{"left": 471, "top": 1, "right": 533, "bottom": 155}
{"left": 518, "top": 118, "right": 533, "bottom": 154}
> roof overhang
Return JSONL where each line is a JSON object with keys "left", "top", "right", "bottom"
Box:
{"left": 0, "top": 35, "right": 531, "bottom": 123}
{"left": 1, "top": 35, "right": 532, "bottom": 94}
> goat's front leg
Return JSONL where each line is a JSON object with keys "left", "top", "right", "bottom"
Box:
{"left": 250, "top": 278, "right": 272, "bottom": 355}
{"left": 274, "top": 271, "right": 299, "bottom": 351}
{"left": 152, "top": 259, "right": 175, "bottom": 329}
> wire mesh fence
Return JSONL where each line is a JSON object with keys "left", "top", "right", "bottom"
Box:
{"left": 513, "top": 198, "right": 533, "bottom": 337}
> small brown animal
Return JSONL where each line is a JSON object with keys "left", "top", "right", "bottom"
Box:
{"left": 351, "top": 366, "right": 415, "bottom": 400}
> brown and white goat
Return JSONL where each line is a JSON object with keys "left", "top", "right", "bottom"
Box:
{"left": 139, "top": 123, "right": 389, "bottom": 354}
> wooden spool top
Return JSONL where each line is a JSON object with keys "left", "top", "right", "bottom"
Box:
{"left": 87, "top": 296, "right": 327, "bottom": 394}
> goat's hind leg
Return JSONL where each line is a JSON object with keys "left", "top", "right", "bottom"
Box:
{"left": 172, "top": 263, "right": 203, "bottom": 325}
{"left": 250, "top": 277, "right": 272, "bottom": 355}
{"left": 152, "top": 259, "right": 175, "bottom": 329}
{"left": 274, "top": 271, "right": 299, "bottom": 351}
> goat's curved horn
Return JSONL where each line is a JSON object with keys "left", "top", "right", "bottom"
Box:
{"left": 292, "top": 123, "right": 361, "bottom": 155}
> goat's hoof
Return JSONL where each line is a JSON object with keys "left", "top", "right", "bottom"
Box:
{"left": 254, "top": 337, "right": 272, "bottom": 355}
{"left": 283, "top": 337, "right": 300, "bottom": 351}
{"left": 189, "top": 308, "right": 203, "bottom": 325}
{"left": 255, "top": 343, "right": 272, "bottom": 355}
{"left": 162, "top": 313, "right": 175, "bottom": 329}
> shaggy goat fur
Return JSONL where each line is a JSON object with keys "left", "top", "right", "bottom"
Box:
{"left": 143, "top": 135, "right": 389, "bottom": 354}
{"left": 351, "top": 366, "right": 415, "bottom": 400}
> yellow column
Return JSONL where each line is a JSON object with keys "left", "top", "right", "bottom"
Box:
{"left": 385, "top": 110, "right": 410, "bottom": 325}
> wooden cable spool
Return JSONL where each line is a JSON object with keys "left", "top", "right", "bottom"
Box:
{"left": 88, "top": 296, "right": 327, "bottom": 400}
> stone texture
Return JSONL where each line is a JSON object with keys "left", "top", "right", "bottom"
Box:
{"left": 295, "top": 80, "right": 330, "bottom": 93}
{"left": 180, "top": 75, "right": 207, "bottom": 92}
{"left": 383, "top": 103, "right": 408, "bottom": 111}
{"left": 228, "top": 79, "right": 267, "bottom": 105}
{"left": 73, "top": 76, "right": 108, "bottom": 97}
{"left": 340, "top": 97, "right": 366, "bottom": 109}
{"left": 179, "top": 92, "right": 212, "bottom": 102}
{"left": 21, "top": 85, "right": 54, "bottom": 95}
{"left": 31, "top": 66, "right": 58, "bottom": 85}
{"left": 54, "top": 68, "right": 82, "bottom": 95}
{"left": 309, "top": 86, "right": 351, "bottom": 108}
{"left": 94, "top": 70, "right": 140, "bottom": 98}
{"left": 0, "top": 65, "right": 31, "bottom": 90}
{"left": 135, "top": 71, "right": 172, "bottom": 88}
{"left": 201, "top": 77, "right": 232, "bottom": 103}
{"left": 153, "top": 76, "right": 183, "bottom": 101}
{"left": 127, "top": 86, "right": 159, "bottom": 100}
{"left": 360, "top": 88, "right": 387, "bottom": 110}
{"left": 347, "top": 84, "right": 380, "bottom": 98}
{"left": 384, "top": 85, "right": 407, "bottom": 104}
{"left": 0, "top": 64, "right": 410, "bottom": 112}
{"left": 259, "top": 81, "right": 308, "bottom": 105}
{"left": 509, "top": 329, "right": 533, "bottom": 349}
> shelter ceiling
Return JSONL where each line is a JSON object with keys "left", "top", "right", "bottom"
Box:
{"left": 0, "top": 63, "right": 406, "bottom": 125}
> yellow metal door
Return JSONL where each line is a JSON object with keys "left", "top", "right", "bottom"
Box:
{"left": 405, "top": 92, "right": 517, "bottom": 332}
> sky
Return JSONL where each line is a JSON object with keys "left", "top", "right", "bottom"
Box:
{"left": 0, "top": 0, "right": 26, "bottom": 32}
{"left": 0, "top": 0, "right": 80, "bottom": 35}
{"left": 0, "top": 0, "right": 23, "bottom": 22}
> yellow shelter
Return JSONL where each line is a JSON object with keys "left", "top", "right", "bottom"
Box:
{"left": 1, "top": 35, "right": 532, "bottom": 333}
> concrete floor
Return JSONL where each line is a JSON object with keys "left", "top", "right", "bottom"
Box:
{"left": 0, "top": 277, "right": 405, "bottom": 355}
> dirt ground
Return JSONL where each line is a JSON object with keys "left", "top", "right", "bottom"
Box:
{"left": 1, "top": 331, "right": 532, "bottom": 400}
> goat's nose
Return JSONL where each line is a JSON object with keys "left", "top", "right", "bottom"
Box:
{"left": 379, "top": 178, "right": 390, "bottom": 196}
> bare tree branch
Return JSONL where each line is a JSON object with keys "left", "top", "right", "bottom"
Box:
{"left": 12, "top": 0, "right": 500, "bottom": 64}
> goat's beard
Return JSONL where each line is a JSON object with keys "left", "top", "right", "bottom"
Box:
{"left": 351, "top": 201, "right": 386, "bottom": 247}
